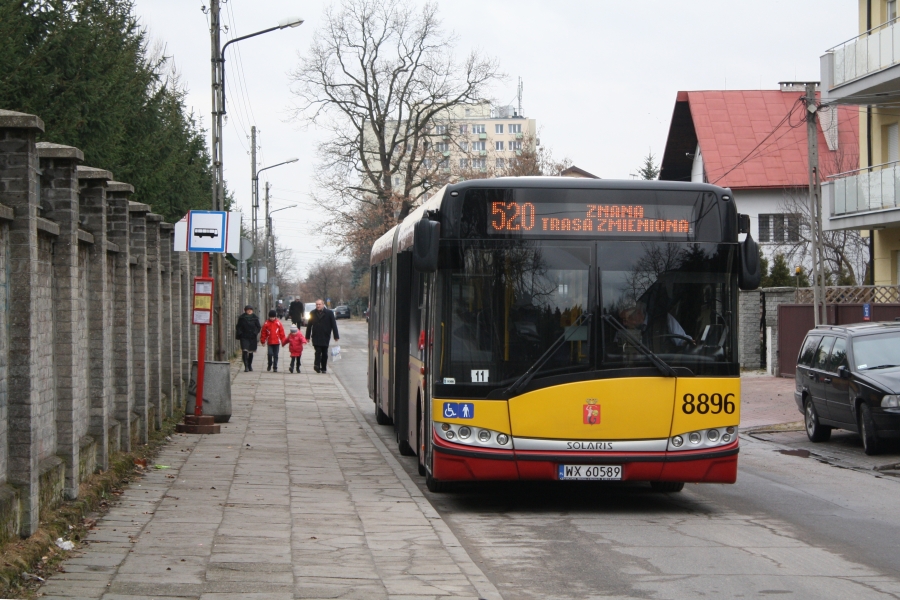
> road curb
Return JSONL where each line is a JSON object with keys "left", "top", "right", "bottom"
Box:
{"left": 328, "top": 372, "right": 504, "bottom": 600}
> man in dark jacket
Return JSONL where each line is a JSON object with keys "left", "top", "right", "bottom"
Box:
{"left": 235, "top": 305, "right": 262, "bottom": 372}
{"left": 288, "top": 298, "right": 304, "bottom": 326}
{"left": 305, "top": 299, "right": 340, "bottom": 373}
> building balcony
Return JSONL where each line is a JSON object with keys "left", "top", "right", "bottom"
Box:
{"left": 822, "top": 19, "right": 900, "bottom": 103}
{"left": 823, "top": 161, "right": 900, "bottom": 230}
{"left": 479, "top": 133, "right": 487, "bottom": 140}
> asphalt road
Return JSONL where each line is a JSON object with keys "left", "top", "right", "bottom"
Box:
{"left": 330, "top": 320, "right": 900, "bottom": 600}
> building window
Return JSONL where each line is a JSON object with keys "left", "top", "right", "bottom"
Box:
{"left": 890, "top": 0, "right": 898, "bottom": 22}
{"left": 759, "top": 214, "right": 800, "bottom": 243}
{"left": 887, "top": 122, "right": 899, "bottom": 163}
{"left": 423, "top": 158, "right": 432, "bottom": 168}
{"left": 459, "top": 141, "right": 468, "bottom": 152}
{"left": 434, "top": 124, "right": 447, "bottom": 135}
{"left": 459, "top": 158, "right": 469, "bottom": 169}
{"left": 439, "top": 158, "right": 449, "bottom": 168}
{"left": 434, "top": 142, "right": 449, "bottom": 152}
{"left": 495, "top": 141, "right": 505, "bottom": 151}
{"left": 495, "top": 124, "right": 504, "bottom": 134}
{"left": 509, "top": 124, "right": 522, "bottom": 134}
{"left": 472, "top": 158, "right": 486, "bottom": 169}
{"left": 496, "top": 158, "right": 506, "bottom": 168}
{"left": 472, "top": 141, "right": 486, "bottom": 151}
{"left": 510, "top": 140, "right": 522, "bottom": 151}
{"left": 472, "top": 124, "right": 486, "bottom": 134}
{"left": 459, "top": 124, "right": 468, "bottom": 135}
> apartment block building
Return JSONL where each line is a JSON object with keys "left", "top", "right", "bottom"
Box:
{"left": 820, "top": 0, "right": 900, "bottom": 284}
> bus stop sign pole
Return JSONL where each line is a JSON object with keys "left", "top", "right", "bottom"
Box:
{"left": 176, "top": 251, "right": 221, "bottom": 434}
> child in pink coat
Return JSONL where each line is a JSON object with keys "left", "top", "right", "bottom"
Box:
{"left": 283, "top": 325, "right": 307, "bottom": 373}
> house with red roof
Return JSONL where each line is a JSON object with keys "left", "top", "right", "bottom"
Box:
{"left": 659, "top": 83, "right": 859, "bottom": 261}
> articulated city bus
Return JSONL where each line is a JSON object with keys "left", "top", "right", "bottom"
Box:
{"left": 369, "top": 178, "right": 760, "bottom": 492}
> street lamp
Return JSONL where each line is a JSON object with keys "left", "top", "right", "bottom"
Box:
{"left": 252, "top": 158, "right": 298, "bottom": 312}
{"left": 267, "top": 204, "right": 298, "bottom": 311}
{"left": 207, "top": 2, "right": 303, "bottom": 361}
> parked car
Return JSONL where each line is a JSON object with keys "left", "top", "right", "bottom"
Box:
{"left": 302, "top": 302, "right": 316, "bottom": 326}
{"left": 795, "top": 322, "right": 900, "bottom": 455}
{"left": 334, "top": 305, "right": 351, "bottom": 319}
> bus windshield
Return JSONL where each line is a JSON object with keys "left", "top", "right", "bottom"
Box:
{"left": 441, "top": 241, "right": 591, "bottom": 388}
{"left": 438, "top": 240, "right": 736, "bottom": 393}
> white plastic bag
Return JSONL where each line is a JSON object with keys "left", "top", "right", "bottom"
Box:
{"left": 331, "top": 345, "right": 342, "bottom": 361}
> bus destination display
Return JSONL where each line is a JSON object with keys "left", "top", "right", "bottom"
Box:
{"left": 488, "top": 201, "right": 695, "bottom": 237}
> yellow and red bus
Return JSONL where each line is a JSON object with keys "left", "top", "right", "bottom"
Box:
{"left": 369, "top": 178, "right": 760, "bottom": 492}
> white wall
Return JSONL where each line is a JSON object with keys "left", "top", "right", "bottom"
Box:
{"left": 732, "top": 187, "right": 808, "bottom": 262}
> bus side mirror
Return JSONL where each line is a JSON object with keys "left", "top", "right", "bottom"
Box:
{"left": 739, "top": 233, "right": 761, "bottom": 291}
{"left": 413, "top": 220, "right": 440, "bottom": 273}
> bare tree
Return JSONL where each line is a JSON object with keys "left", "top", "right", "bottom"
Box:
{"left": 301, "top": 261, "right": 354, "bottom": 306}
{"left": 291, "top": 0, "right": 501, "bottom": 251}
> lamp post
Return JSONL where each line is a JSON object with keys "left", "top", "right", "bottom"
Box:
{"left": 208, "top": 0, "right": 303, "bottom": 360}
{"left": 268, "top": 204, "right": 298, "bottom": 310}
{"left": 252, "top": 158, "right": 298, "bottom": 312}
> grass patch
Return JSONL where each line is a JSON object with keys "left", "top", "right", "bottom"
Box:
{"left": 0, "top": 408, "right": 184, "bottom": 598}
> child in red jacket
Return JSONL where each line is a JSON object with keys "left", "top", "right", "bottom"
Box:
{"left": 283, "top": 325, "right": 307, "bottom": 373}
{"left": 260, "top": 310, "right": 287, "bottom": 372}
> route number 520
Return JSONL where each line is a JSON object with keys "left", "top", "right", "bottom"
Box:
{"left": 682, "top": 393, "right": 735, "bottom": 415}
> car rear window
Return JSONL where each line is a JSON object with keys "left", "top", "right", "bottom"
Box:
{"left": 799, "top": 335, "right": 821, "bottom": 367}
{"left": 813, "top": 336, "right": 835, "bottom": 370}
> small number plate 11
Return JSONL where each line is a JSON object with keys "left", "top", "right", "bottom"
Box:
{"left": 558, "top": 464, "right": 622, "bottom": 480}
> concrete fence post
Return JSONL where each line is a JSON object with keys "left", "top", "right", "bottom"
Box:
{"left": 129, "top": 202, "right": 150, "bottom": 444}
{"left": 159, "top": 224, "right": 174, "bottom": 418}
{"left": 37, "top": 143, "right": 86, "bottom": 499}
{"left": 0, "top": 110, "right": 47, "bottom": 536}
{"left": 77, "top": 166, "right": 114, "bottom": 475}
{"left": 145, "top": 214, "right": 162, "bottom": 430}
{"left": 106, "top": 182, "right": 134, "bottom": 452}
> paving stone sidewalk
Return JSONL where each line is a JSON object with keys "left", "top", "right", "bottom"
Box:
{"left": 38, "top": 361, "right": 501, "bottom": 600}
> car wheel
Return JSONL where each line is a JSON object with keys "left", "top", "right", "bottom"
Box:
{"left": 650, "top": 481, "right": 684, "bottom": 493}
{"left": 805, "top": 398, "right": 832, "bottom": 442}
{"left": 859, "top": 403, "right": 880, "bottom": 456}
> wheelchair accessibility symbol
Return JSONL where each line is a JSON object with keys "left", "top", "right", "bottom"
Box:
{"left": 443, "top": 402, "right": 474, "bottom": 419}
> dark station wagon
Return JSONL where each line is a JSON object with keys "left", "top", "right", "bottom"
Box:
{"left": 795, "top": 322, "right": 900, "bottom": 455}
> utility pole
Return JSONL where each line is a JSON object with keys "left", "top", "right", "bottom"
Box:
{"left": 251, "top": 126, "right": 258, "bottom": 311}
{"left": 805, "top": 83, "right": 827, "bottom": 325}
{"left": 209, "top": 0, "right": 226, "bottom": 360}
{"left": 265, "top": 182, "right": 271, "bottom": 316}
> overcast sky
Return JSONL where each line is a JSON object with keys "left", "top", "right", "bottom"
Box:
{"left": 132, "top": 0, "right": 858, "bottom": 279}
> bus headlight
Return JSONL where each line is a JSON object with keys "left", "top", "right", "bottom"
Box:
{"left": 435, "top": 424, "right": 512, "bottom": 450}
{"left": 669, "top": 427, "right": 738, "bottom": 451}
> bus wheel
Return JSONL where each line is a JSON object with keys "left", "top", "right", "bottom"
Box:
{"left": 398, "top": 440, "right": 415, "bottom": 456}
{"left": 650, "top": 481, "right": 684, "bottom": 493}
{"left": 375, "top": 405, "right": 392, "bottom": 425}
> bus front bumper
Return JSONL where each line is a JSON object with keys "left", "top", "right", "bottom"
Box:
{"left": 431, "top": 434, "right": 738, "bottom": 484}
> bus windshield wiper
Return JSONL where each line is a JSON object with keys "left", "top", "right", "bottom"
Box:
{"left": 503, "top": 312, "right": 593, "bottom": 397}
{"left": 601, "top": 314, "right": 678, "bottom": 378}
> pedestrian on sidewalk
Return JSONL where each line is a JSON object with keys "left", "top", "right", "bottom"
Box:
{"left": 261, "top": 309, "right": 287, "bottom": 372}
{"left": 289, "top": 298, "right": 304, "bottom": 326}
{"left": 305, "top": 298, "right": 339, "bottom": 374}
{"left": 283, "top": 324, "right": 307, "bottom": 373}
{"left": 235, "top": 305, "right": 261, "bottom": 372}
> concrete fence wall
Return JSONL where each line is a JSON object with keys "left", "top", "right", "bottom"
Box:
{"left": 0, "top": 108, "right": 246, "bottom": 540}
